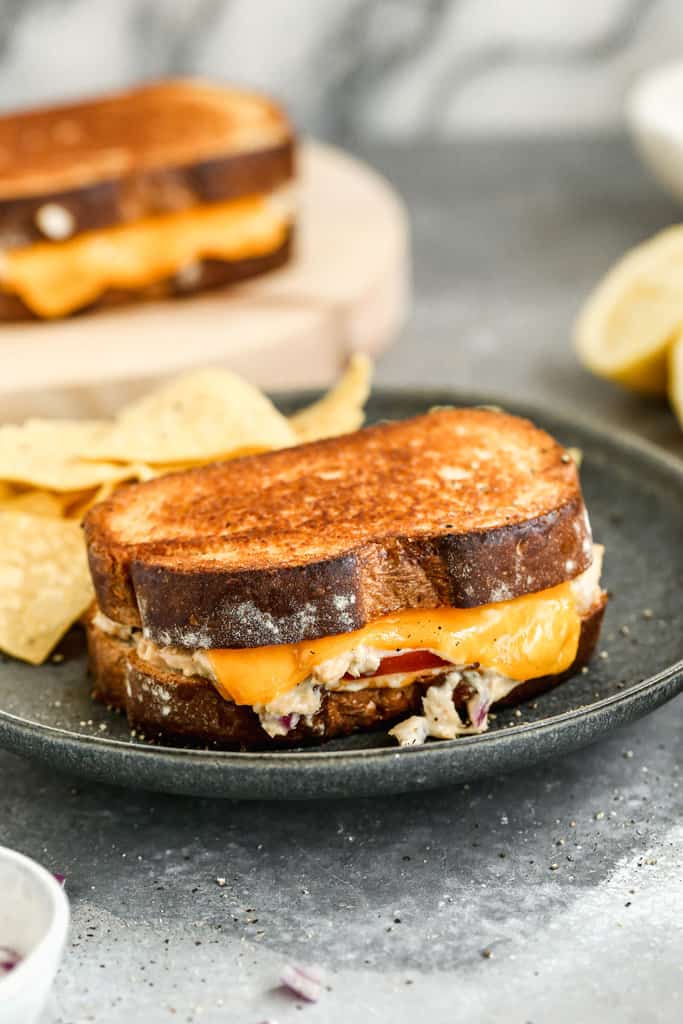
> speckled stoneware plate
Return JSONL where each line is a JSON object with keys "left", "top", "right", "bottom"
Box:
{"left": 0, "top": 391, "right": 682, "bottom": 800}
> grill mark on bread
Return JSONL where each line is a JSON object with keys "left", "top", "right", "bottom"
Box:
{"left": 84, "top": 410, "right": 594, "bottom": 647}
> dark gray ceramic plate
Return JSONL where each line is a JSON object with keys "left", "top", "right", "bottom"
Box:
{"left": 0, "top": 390, "right": 681, "bottom": 800}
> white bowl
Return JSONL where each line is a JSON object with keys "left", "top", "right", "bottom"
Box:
{"left": 0, "top": 846, "right": 69, "bottom": 1024}
{"left": 627, "top": 60, "right": 683, "bottom": 202}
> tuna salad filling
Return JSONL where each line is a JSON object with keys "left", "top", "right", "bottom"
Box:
{"left": 93, "top": 547, "right": 604, "bottom": 740}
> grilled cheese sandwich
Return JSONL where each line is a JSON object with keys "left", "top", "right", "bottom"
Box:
{"left": 0, "top": 79, "right": 295, "bottom": 318}
{"left": 84, "top": 409, "right": 608, "bottom": 748}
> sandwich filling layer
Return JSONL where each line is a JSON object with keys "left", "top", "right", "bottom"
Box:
{"left": 0, "top": 186, "right": 294, "bottom": 317}
{"left": 95, "top": 547, "right": 604, "bottom": 741}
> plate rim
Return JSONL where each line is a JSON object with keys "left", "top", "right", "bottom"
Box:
{"left": 1, "top": 386, "right": 682, "bottom": 783}
{"left": 0, "top": 655, "right": 681, "bottom": 767}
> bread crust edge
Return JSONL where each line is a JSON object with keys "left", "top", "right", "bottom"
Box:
{"left": 0, "top": 139, "right": 295, "bottom": 251}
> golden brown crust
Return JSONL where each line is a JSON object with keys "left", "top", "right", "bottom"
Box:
{"left": 0, "top": 232, "right": 293, "bottom": 321}
{"left": 0, "top": 80, "right": 294, "bottom": 206}
{"left": 86, "top": 598, "right": 606, "bottom": 749}
{"left": 84, "top": 409, "right": 594, "bottom": 646}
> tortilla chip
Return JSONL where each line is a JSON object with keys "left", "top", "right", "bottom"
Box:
{"left": 61, "top": 489, "right": 100, "bottom": 521}
{"left": 127, "top": 463, "right": 160, "bottom": 482}
{"left": 289, "top": 354, "right": 372, "bottom": 443}
{"left": 92, "top": 480, "right": 118, "bottom": 505}
{"left": 139, "top": 462, "right": 190, "bottom": 478}
{"left": 76, "top": 369, "right": 296, "bottom": 464}
{"left": 0, "top": 419, "right": 135, "bottom": 491}
{"left": 0, "top": 490, "right": 65, "bottom": 517}
{"left": 568, "top": 447, "right": 583, "bottom": 468}
{"left": 0, "top": 510, "right": 94, "bottom": 663}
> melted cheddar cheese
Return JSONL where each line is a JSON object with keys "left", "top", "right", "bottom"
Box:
{"left": 0, "top": 195, "right": 288, "bottom": 318}
{"left": 207, "top": 580, "right": 581, "bottom": 707}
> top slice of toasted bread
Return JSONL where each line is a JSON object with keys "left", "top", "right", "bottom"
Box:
{"left": 84, "top": 409, "right": 594, "bottom": 649}
{"left": 0, "top": 80, "right": 292, "bottom": 199}
{"left": 0, "top": 80, "right": 295, "bottom": 246}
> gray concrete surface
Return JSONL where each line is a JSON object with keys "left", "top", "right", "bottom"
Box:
{"left": 2, "top": 136, "right": 682, "bottom": 1023}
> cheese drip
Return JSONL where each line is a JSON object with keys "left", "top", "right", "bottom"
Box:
{"left": 0, "top": 193, "right": 289, "bottom": 317}
{"left": 207, "top": 580, "right": 581, "bottom": 707}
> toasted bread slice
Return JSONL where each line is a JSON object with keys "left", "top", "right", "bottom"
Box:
{"left": 0, "top": 80, "right": 294, "bottom": 246}
{"left": 87, "top": 598, "right": 606, "bottom": 749}
{"left": 84, "top": 408, "right": 594, "bottom": 647}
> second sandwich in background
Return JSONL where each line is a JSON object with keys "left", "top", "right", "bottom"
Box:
{"left": 0, "top": 79, "right": 295, "bottom": 319}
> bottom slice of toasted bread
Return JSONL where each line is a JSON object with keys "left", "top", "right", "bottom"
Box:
{"left": 86, "top": 598, "right": 606, "bottom": 749}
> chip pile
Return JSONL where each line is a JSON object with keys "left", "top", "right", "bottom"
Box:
{"left": 0, "top": 356, "right": 372, "bottom": 664}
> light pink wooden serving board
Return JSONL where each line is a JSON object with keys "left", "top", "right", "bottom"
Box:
{"left": 1, "top": 142, "right": 409, "bottom": 420}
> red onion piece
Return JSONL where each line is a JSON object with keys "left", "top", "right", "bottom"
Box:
{"left": 280, "top": 963, "right": 322, "bottom": 1002}
{"left": 468, "top": 692, "right": 491, "bottom": 730}
{"left": 0, "top": 946, "right": 21, "bottom": 974}
{"left": 53, "top": 873, "right": 66, "bottom": 886}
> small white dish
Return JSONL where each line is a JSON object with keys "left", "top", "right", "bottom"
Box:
{"left": 627, "top": 60, "right": 683, "bottom": 201}
{"left": 0, "top": 846, "right": 69, "bottom": 1024}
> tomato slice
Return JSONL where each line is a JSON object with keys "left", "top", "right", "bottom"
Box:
{"left": 344, "top": 650, "right": 450, "bottom": 679}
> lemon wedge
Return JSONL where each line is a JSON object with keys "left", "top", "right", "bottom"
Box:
{"left": 574, "top": 227, "right": 683, "bottom": 395}
{"left": 668, "top": 329, "right": 683, "bottom": 428}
